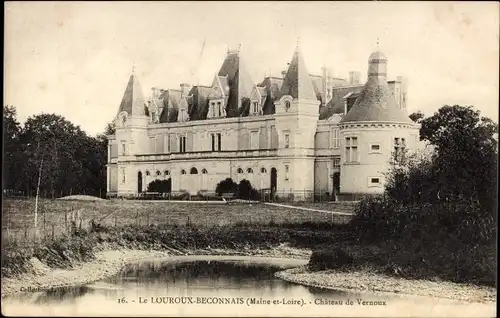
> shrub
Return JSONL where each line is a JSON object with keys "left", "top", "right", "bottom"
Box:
{"left": 215, "top": 178, "right": 238, "bottom": 196}
{"left": 237, "top": 179, "right": 261, "bottom": 200}
{"left": 308, "top": 248, "right": 354, "bottom": 271}
{"left": 147, "top": 179, "right": 171, "bottom": 193}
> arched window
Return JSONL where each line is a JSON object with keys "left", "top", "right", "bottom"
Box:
{"left": 237, "top": 168, "right": 243, "bottom": 174}
{"left": 201, "top": 168, "right": 208, "bottom": 174}
{"left": 190, "top": 167, "right": 198, "bottom": 174}
{"left": 247, "top": 168, "right": 253, "bottom": 173}
{"left": 145, "top": 171, "right": 150, "bottom": 176}
{"left": 164, "top": 170, "right": 170, "bottom": 176}
{"left": 156, "top": 170, "right": 161, "bottom": 176}
{"left": 260, "top": 167, "right": 267, "bottom": 173}
{"left": 181, "top": 169, "right": 186, "bottom": 175}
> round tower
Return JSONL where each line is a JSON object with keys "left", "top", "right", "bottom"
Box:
{"left": 338, "top": 51, "right": 418, "bottom": 200}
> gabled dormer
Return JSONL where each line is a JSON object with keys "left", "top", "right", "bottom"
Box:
{"left": 249, "top": 85, "right": 266, "bottom": 116}
{"left": 207, "top": 74, "right": 228, "bottom": 119}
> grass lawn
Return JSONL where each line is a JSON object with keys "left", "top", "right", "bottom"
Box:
{"left": 1, "top": 198, "right": 354, "bottom": 246}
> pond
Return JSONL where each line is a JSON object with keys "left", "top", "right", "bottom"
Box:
{"left": 2, "top": 256, "right": 494, "bottom": 317}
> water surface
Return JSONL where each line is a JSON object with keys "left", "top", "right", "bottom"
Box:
{"left": 2, "top": 257, "right": 494, "bottom": 317}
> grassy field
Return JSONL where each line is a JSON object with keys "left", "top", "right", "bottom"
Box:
{"left": 1, "top": 198, "right": 354, "bottom": 246}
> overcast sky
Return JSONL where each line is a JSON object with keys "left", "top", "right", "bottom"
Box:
{"left": 5, "top": 1, "right": 499, "bottom": 136}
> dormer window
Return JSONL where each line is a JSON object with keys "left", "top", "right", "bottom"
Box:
{"left": 217, "top": 102, "right": 222, "bottom": 117}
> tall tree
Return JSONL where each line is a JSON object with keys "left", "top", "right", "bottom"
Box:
{"left": 419, "top": 105, "right": 498, "bottom": 214}
{"left": 3, "top": 105, "right": 22, "bottom": 190}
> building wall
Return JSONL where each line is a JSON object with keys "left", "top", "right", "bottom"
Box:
{"left": 339, "top": 123, "right": 420, "bottom": 195}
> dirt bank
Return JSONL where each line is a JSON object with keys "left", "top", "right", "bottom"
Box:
{"left": 276, "top": 266, "right": 497, "bottom": 304}
{"left": 1, "top": 244, "right": 310, "bottom": 298}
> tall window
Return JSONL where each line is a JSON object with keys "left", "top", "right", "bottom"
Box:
{"left": 179, "top": 136, "right": 186, "bottom": 153}
{"left": 211, "top": 133, "right": 222, "bottom": 151}
{"left": 345, "top": 137, "right": 358, "bottom": 163}
{"left": 149, "top": 137, "right": 156, "bottom": 153}
{"left": 284, "top": 133, "right": 290, "bottom": 148}
{"left": 217, "top": 102, "right": 222, "bottom": 117}
{"left": 284, "top": 165, "right": 290, "bottom": 181}
{"left": 121, "top": 168, "right": 126, "bottom": 184}
{"left": 211, "top": 102, "right": 216, "bottom": 118}
{"left": 121, "top": 141, "right": 126, "bottom": 156}
{"left": 333, "top": 158, "right": 341, "bottom": 167}
{"left": 252, "top": 102, "right": 259, "bottom": 114}
{"left": 332, "top": 129, "right": 340, "bottom": 148}
{"left": 250, "top": 131, "right": 259, "bottom": 150}
{"left": 394, "top": 138, "right": 406, "bottom": 162}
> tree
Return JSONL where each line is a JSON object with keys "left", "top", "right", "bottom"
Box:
{"left": 419, "top": 105, "right": 498, "bottom": 214}
{"left": 3, "top": 105, "right": 22, "bottom": 190}
{"left": 147, "top": 179, "right": 171, "bottom": 193}
{"left": 215, "top": 178, "right": 238, "bottom": 196}
{"left": 409, "top": 111, "right": 425, "bottom": 123}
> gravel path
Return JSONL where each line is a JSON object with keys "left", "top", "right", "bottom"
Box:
{"left": 276, "top": 266, "right": 497, "bottom": 304}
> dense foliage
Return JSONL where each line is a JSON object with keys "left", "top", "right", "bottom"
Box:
{"left": 146, "top": 179, "right": 172, "bottom": 193}
{"left": 215, "top": 178, "right": 260, "bottom": 200}
{"left": 349, "top": 105, "right": 497, "bottom": 285}
{"left": 215, "top": 178, "right": 238, "bottom": 196}
{"left": 2, "top": 105, "right": 110, "bottom": 197}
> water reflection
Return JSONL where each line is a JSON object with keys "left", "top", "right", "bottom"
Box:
{"left": 2, "top": 258, "right": 495, "bottom": 317}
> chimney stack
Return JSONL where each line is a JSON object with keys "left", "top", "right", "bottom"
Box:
{"left": 349, "top": 71, "right": 361, "bottom": 85}
{"left": 180, "top": 83, "right": 191, "bottom": 98}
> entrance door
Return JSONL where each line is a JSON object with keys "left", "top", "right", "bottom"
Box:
{"left": 270, "top": 167, "right": 277, "bottom": 193}
{"left": 137, "top": 171, "right": 143, "bottom": 194}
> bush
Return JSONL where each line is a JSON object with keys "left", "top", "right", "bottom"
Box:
{"left": 147, "top": 179, "right": 171, "bottom": 194}
{"left": 237, "top": 179, "right": 261, "bottom": 200}
{"left": 215, "top": 178, "right": 238, "bottom": 196}
{"left": 308, "top": 248, "right": 354, "bottom": 271}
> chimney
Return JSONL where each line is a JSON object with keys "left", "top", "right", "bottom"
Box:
{"left": 180, "top": 83, "right": 191, "bottom": 98}
{"left": 349, "top": 71, "right": 360, "bottom": 85}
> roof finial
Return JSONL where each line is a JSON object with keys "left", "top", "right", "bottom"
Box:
{"left": 237, "top": 43, "right": 241, "bottom": 53}
{"left": 132, "top": 63, "right": 135, "bottom": 75}
{"left": 295, "top": 36, "right": 301, "bottom": 52}
{"left": 376, "top": 37, "right": 380, "bottom": 49}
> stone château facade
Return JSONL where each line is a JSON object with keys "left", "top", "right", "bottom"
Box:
{"left": 106, "top": 42, "right": 422, "bottom": 200}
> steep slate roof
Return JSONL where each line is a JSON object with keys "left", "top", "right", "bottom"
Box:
{"left": 319, "top": 84, "right": 364, "bottom": 120}
{"left": 217, "top": 51, "right": 254, "bottom": 117}
{"left": 158, "top": 89, "right": 182, "bottom": 123}
{"left": 117, "top": 72, "right": 146, "bottom": 116}
{"left": 279, "top": 46, "right": 317, "bottom": 101}
{"left": 341, "top": 52, "right": 412, "bottom": 124}
{"left": 188, "top": 85, "right": 212, "bottom": 120}
{"left": 258, "top": 76, "right": 284, "bottom": 115}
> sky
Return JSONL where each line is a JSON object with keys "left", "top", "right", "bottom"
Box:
{"left": 4, "top": 1, "right": 499, "bottom": 136}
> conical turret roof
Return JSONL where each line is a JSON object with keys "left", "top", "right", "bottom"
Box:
{"left": 279, "top": 42, "right": 317, "bottom": 101}
{"left": 340, "top": 51, "right": 411, "bottom": 124}
{"left": 117, "top": 70, "right": 146, "bottom": 116}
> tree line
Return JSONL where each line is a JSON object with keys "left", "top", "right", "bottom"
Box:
{"left": 3, "top": 105, "right": 111, "bottom": 198}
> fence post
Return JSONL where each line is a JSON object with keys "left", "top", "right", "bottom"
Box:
{"left": 65, "top": 211, "right": 68, "bottom": 234}
{"left": 52, "top": 224, "right": 55, "bottom": 241}
{"left": 24, "top": 227, "right": 28, "bottom": 240}
{"left": 115, "top": 214, "right": 117, "bottom": 227}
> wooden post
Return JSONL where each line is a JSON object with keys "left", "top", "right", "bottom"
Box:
{"left": 52, "top": 224, "right": 55, "bottom": 241}
{"left": 24, "top": 227, "right": 27, "bottom": 239}
{"left": 114, "top": 214, "right": 117, "bottom": 227}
